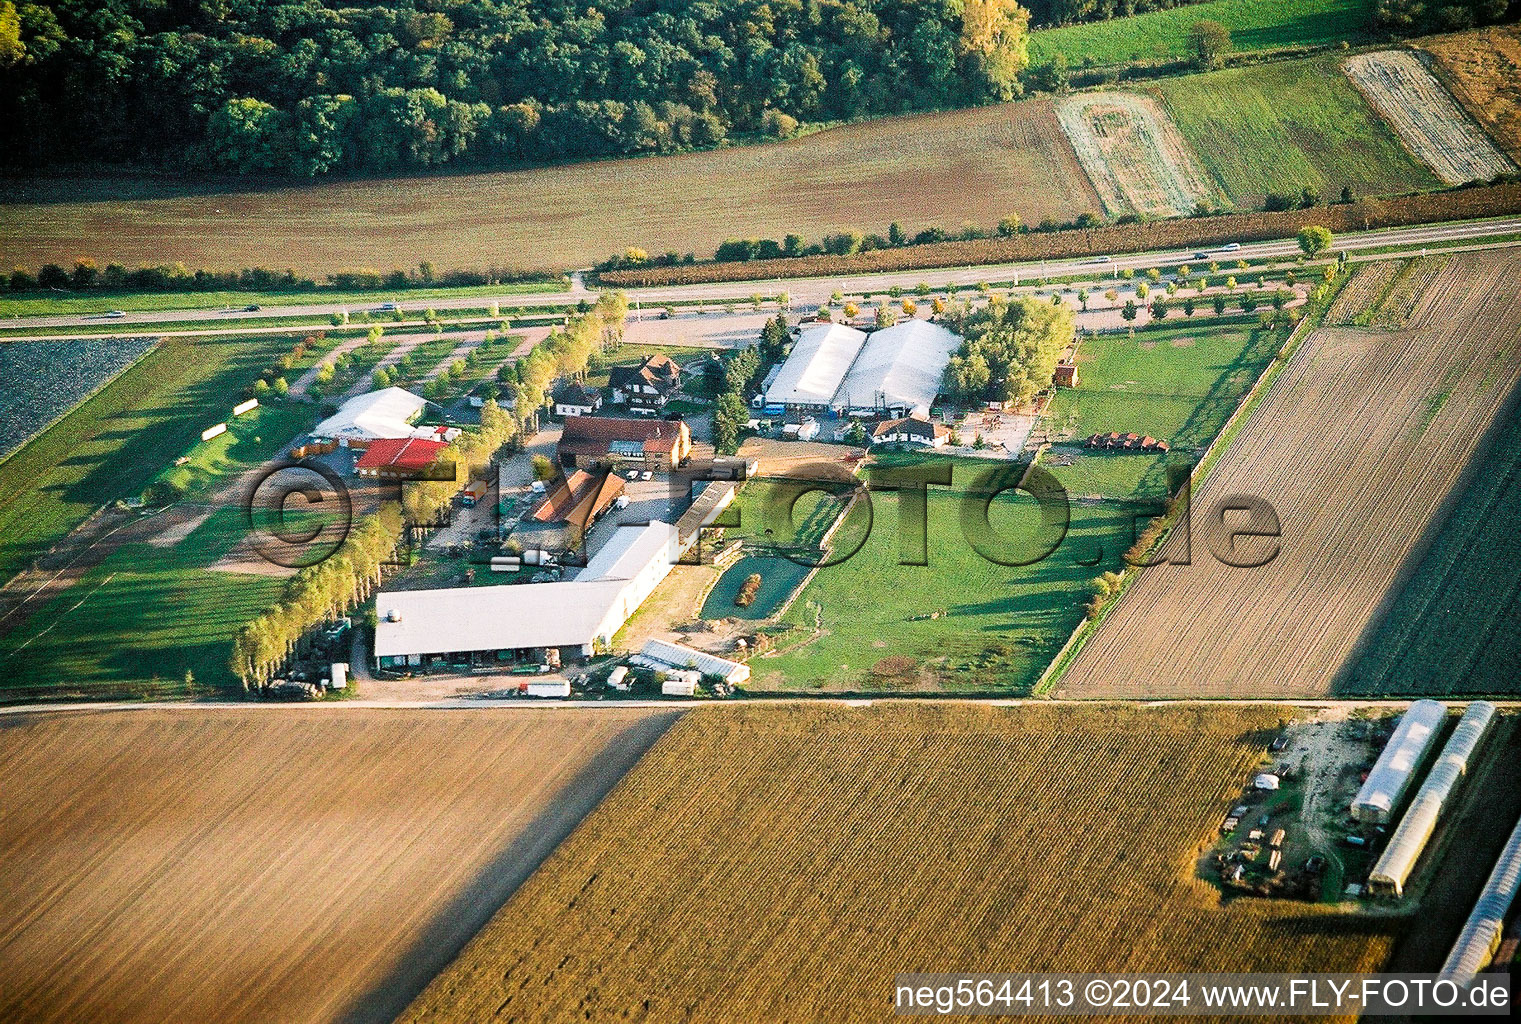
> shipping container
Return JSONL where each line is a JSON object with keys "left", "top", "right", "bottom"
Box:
{"left": 522, "top": 679, "right": 571, "bottom": 698}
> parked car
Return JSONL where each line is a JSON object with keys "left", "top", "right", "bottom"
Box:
{"left": 640, "top": 470, "right": 653, "bottom": 481}
{"left": 625, "top": 469, "right": 640, "bottom": 480}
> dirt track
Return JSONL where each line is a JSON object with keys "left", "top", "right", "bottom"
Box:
{"left": 0, "top": 707, "right": 679, "bottom": 1024}
{"left": 1057, "top": 250, "right": 1521, "bottom": 698}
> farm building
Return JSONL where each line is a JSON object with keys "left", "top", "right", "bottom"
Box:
{"left": 871, "top": 415, "right": 951, "bottom": 448}
{"left": 531, "top": 470, "right": 626, "bottom": 542}
{"left": 1053, "top": 362, "right": 1079, "bottom": 388}
{"left": 373, "top": 522, "right": 681, "bottom": 668}
{"left": 675, "top": 479, "right": 738, "bottom": 549}
{"left": 311, "top": 387, "right": 430, "bottom": 446}
{"left": 1085, "top": 432, "right": 1170, "bottom": 452}
{"left": 763, "top": 324, "right": 867, "bottom": 411}
{"left": 353, "top": 436, "right": 449, "bottom": 478}
{"left": 1439, "top": 811, "right": 1521, "bottom": 984}
{"left": 552, "top": 381, "right": 602, "bottom": 418}
{"left": 833, "top": 319, "right": 961, "bottom": 418}
{"left": 609, "top": 354, "right": 683, "bottom": 413}
{"left": 781, "top": 414, "right": 820, "bottom": 441}
{"left": 1351, "top": 700, "right": 1448, "bottom": 824}
{"left": 557, "top": 415, "right": 692, "bottom": 471}
{"left": 1369, "top": 701, "right": 1495, "bottom": 897}
{"left": 634, "top": 639, "right": 750, "bottom": 686}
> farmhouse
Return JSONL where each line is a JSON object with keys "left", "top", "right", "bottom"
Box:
{"left": 373, "top": 522, "right": 681, "bottom": 668}
{"left": 353, "top": 437, "right": 449, "bottom": 478}
{"left": 531, "top": 469, "right": 626, "bottom": 541}
{"left": 871, "top": 415, "right": 950, "bottom": 448}
{"left": 609, "top": 354, "right": 683, "bottom": 413}
{"left": 763, "top": 324, "right": 867, "bottom": 411}
{"left": 558, "top": 415, "right": 692, "bottom": 470}
{"left": 311, "top": 387, "right": 431, "bottom": 447}
{"left": 552, "top": 381, "right": 602, "bottom": 418}
{"left": 833, "top": 319, "right": 961, "bottom": 418}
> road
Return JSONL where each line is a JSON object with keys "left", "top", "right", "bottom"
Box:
{"left": 8, "top": 215, "right": 1520, "bottom": 334}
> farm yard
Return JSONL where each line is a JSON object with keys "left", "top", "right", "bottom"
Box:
{"left": 1056, "top": 251, "right": 1521, "bottom": 699}
{"left": 401, "top": 703, "right": 1399, "bottom": 1024}
{"left": 1343, "top": 51, "right": 1516, "bottom": 186}
{"left": 0, "top": 707, "right": 679, "bottom": 1024}
{"left": 1423, "top": 25, "right": 1521, "bottom": 162}
{"left": 1056, "top": 93, "right": 1220, "bottom": 219}
{"left": 1156, "top": 56, "right": 1441, "bottom": 204}
{"left": 0, "top": 99, "right": 1100, "bottom": 277}
{"left": 0, "top": 338, "right": 159, "bottom": 460}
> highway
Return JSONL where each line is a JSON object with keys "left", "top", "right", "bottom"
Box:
{"left": 7, "top": 215, "right": 1520, "bottom": 333}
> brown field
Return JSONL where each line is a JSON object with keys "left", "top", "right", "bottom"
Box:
{"left": 1056, "top": 250, "right": 1521, "bottom": 698}
{"left": 0, "top": 101, "right": 1098, "bottom": 275}
{"left": 598, "top": 182, "right": 1521, "bottom": 286}
{"left": 1056, "top": 92, "right": 1219, "bottom": 218}
{"left": 1323, "top": 258, "right": 1401, "bottom": 324}
{"left": 1424, "top": 25, "right": 1521, "bottom": 162}
{"left": 401, "top": 703, "right": 1399, "bottom": 1024}
{"left": 0, "top": 707, "right": 679, "bottom": 1024}
{"left": 1342, "top": 51, "right": 1515, "bottom": 185}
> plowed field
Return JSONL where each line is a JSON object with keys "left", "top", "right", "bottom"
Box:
{"left": 1057, "top": 251, "right": 1521, "bottom": 698}
{"left": 1056, "top": 93, "right": 1219, "bottom": 218}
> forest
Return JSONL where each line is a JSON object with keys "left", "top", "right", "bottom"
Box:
{"left": 0, "top": 0, "right": 1251, "bottom": 178}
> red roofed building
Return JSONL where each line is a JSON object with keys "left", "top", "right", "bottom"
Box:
{"left": 354, "top": 436, "right": 449, "bottom": 478}
{"left": 558, "top": 415, "right": 692, "bottom": 471}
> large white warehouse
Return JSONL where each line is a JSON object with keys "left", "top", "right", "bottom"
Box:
{"left": 373, "top": 522, "right": 680, "bottom": 668}
{"left": 1351, "top": 699, "right": 1447, "bottom": 824}
{"left": 1368, "top": 701, "right": 1495, "bottom": 897}
{"left": 763, "top": 324, "right": 867, "bottom": 410}
{"left": 312, "top": 387, "right": 429, "bottom": 445}
{"left": 1439, "top": 811, "right": 1521, "bottom": 984}
{"left": 833, "top": 319, "right": 962, "bottom": 418}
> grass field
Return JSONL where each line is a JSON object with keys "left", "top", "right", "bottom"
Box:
{"left": 1057, "top": 251, "right": 1521, "bottom": 698}
{"left": 1043, "top": 319, "right": 1282, "bottom": 500}
{"left": 1156, "top": 56, "right": 1442, "bottom": 204}
{"left": 0, "top": 333, "right": 329, "bottom": 583}
{"left": 1029, "top": 0, "right": 1376, "bottom": 69}
{"left": 0, "top": 707, "right": 679, "bottom": 1024}
{"left": 402, "top": 703, "right": 1398, "bottom": 1024}
{"left": 742, "top": 456, "right": 1139, "bottom": 692}
{"left": 0, "top": 100, "right": 1101, "bottom": 276}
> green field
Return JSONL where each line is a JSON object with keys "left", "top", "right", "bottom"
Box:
{"left": 1029, "top": 0, "right": 1376, "bottom": 69}
{"left": 0, "top": 333, "right": 331, "bottom": 583}
{"left": 0, "top": 279, "right": 567, "bottom": 319}
{"left": 0, "top": 508, "right": 283, "bottom": 699}
{"left": 1042, "top": 318, "right": 1283, "bottom": 499}
{"left": 1336, "top": 386, "right": 1521, "bottom": 697}
{"left": 1156, "top": 56, "right": 1442, "bottom": 203}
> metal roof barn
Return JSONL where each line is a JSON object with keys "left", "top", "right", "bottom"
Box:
{"left": 833, "top": 319, "right": 962, "bottom": 417}
{"left": 1352, "top": 700, "right": 1448, "bottom": 824}
{"left": 1369, "top": 701, "right": 1495, "bottom": 897}
{"left": 636, "top": 639, "right": 751, "bottom": 684}
{"left": 764, "top": 324, "right": 866, "bottom": 409}
{"left": 373, "top": 523, "right": 679, "bottom": 659}
{"left": 1439, "top": 811, "right": 1521, "bottom": 984}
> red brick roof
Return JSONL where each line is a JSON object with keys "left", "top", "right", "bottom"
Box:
{"left": 559, "top": 415, "right": 689, "bottom": 456}
{"left": 532, "top": 470, "right": 625, "bottom": 532}
{"left": 354, "top": 436, "right": 449, "bottom": 472}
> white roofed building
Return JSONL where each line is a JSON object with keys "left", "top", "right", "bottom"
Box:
{"left": 635, "top": 638, "right": 751, "bottom": 685}
{"left": 373, "top": 522, "right": 680, "bottom": 669}
{"left": 1352, "top": 700, "right": 1447, "bottom": 824}
{"left": 312, "top": 387, "right": 430, "bottom": 446}
{"left": 833, "top": 319, "right": 960, "bottom": 418}
{"left": 764, "top": 324, "right": 867, "bottom": 410}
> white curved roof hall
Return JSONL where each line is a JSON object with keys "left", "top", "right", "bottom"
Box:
{"left": 763, "top": 324, "right": 867, "bottom": 408}
{"left": 834, "top": 319, "right": 962, "bottom": 416}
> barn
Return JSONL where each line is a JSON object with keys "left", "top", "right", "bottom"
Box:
{"left": 311, "top": 387, "right": 431, "bottom": 447}
{"left": 1351, "top": 699, "right": 1447, "bottom": 824}
{"left": 833, "top": 319, "right": 961, "bottom": 418}
{"left": 763, "top": 324, "right": 867, "bottom": 411}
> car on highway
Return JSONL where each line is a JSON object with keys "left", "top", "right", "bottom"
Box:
{"left": 244, "top": 303, "right": 261, "bottom": 312}
{"left": 103, "top": 310, "right": 126, "bottom": 319}
{"left": 1192, "top": 251, "right": 1210, "bottom": 260}
{"left": 1089, "top": 255, "right": 1112, "bottom": 264}
{"left": 375, "top": 302, "right": 400, "bottom": 312}
{"left": 1220, "top": 242, "right": 1242, "bottom": 252}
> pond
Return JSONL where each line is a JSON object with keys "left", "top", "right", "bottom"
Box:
{"left": 701, "top": 555, "right": 812, "bottom": 621}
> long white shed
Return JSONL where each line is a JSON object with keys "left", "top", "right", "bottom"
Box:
{"left": 1368, "top": 701, "right": 1495, "bottom": 897}
{"left": 1439, "top": 811, "right": 1521, "bottom": 984}
{"left": 1351, "top": 700, "right": 1447, "bottom": 824}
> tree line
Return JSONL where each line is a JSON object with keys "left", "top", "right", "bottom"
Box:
{"left": 2, "top": 257, "right": 556, "bottom": 295}
{"left": 2, "top": 0, "right": 1035, "bottom": 177}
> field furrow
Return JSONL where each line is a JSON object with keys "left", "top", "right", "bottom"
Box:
{"left": 1057, "top": 251, "right": 1521, "bottom": 698}
{"left": 1056, "top": 93, "right": 1219, "bottom": 219}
